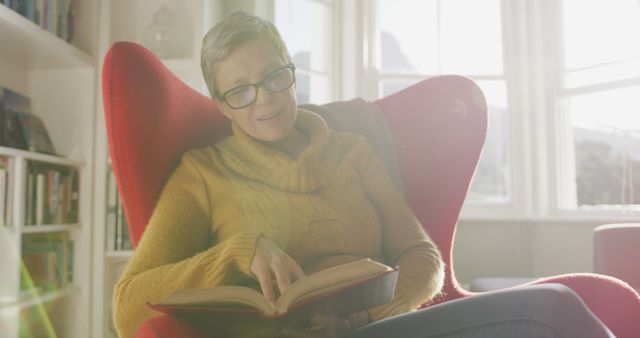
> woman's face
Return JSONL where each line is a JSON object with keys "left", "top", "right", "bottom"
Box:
{"left": 214, "top": 38, "right": 297, "bottom": 142}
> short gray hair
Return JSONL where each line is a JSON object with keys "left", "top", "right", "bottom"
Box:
{"left": 201, "top": 11, "right": 291, "bottom": 99}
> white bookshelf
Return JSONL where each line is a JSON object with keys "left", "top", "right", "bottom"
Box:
{"left": 0, "top": 0, "right": 97, "bottom": 336}
{"left": 0, "top": 151, "right": 86, "bottom": 338}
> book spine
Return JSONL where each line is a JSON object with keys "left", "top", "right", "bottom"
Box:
{"left": 106, "top": 169, "right": 116, "bottom": 251}
{"left": 35, "top": 173, "right": 44, "bottom": 225}
{"left": 5, "top": 158, "right": 13, "bottom": 227}
{"left": 35, "top": 0, "right": 43, "bottom": 27}
{"left": 0, "top": 167, "right": 6, "bottom": 226}
{"left": 0, "top": 89, "right": 6, "bottom": 147}
{"left": 66, "top": 240, "right": 73, "bottom": 283}
{"left": 115, "top": 193, "right": 122, "bottom": 250}
{"left": 25, "top": 0, "right": 35, "bottom": 22}
{"left": 25, "top": 170, "right": 33, "bottom": 225}
{"left": 40, "top": 0, "right": 47, "bottom": 29}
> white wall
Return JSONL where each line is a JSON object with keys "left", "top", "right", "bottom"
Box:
{"left": 453, "top": 219, "right": 607, "bottom": 286}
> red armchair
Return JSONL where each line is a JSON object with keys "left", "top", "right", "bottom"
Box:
{"left": 102, "top": 41, "right": 640, "bottom": 337}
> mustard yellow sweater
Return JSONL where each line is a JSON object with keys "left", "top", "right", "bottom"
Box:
{"left": 113, "top": 109, "right": 444, "bottom": 338}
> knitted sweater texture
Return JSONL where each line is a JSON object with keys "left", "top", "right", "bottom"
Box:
{"left": 113, "top": 109, "right": 443, "bottom": 338}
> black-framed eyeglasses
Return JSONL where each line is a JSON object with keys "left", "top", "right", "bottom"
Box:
{"left": 216, "top": 63, "right": 296, "bottom": 109}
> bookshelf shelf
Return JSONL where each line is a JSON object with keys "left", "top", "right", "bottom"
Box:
{"left": 0, "top": 285, "right": 78, "bottom": 310}
{"left": 0, "top": 146, "right": 85, "bottom": 167}
{"left": 0, "top": 4, "right": 93, "bottom": 69}
{"left": 21, "top": 224, "right": 80, "bottom": 234}
{"left": 105, "top": 250, "right": 134, "bottom": 259}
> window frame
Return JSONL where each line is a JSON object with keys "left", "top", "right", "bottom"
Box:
{"left": 360, "top": 0, "right": 527, "bottom": 219}
{"left": 543, "top": 0, "right": 640, "bottom": 220}
{"left": 272, "top": 0, "right": 341, "bottom": 104}
{"left": 270, "top": 0, "right": 640, "bottom": 222}
{"left": 355, "top": 0, "right": 640, "bottom": 221}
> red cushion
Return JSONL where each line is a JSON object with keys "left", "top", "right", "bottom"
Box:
{"left": 375, "top": 76, "right": 487, "bottom": 302}
{"left": 136, "top": 316, "right": 210, "bottom": 338}
{"left": 102, "top": 41, "right": 230, "bottom": 247}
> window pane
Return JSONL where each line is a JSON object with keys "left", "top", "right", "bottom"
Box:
{"left": 377, "top": 0, "right": 503, "bottom": 75}
{"left": 295, "top": 73, "right": 330, "bottom": 104}
{"left": 377, "top": 0, "right": 439, "bottom": 74}
{"left": 569, "top": 87, "right": 640, "bottom": 206}
{"left": 295, "top": 72, "right": 311, "bottom": 104}
{"left": 565, "top": 59, "right": 640, "bottom": 88}
{"left": 308, "top": 74, "right": 331, "bottom": 104}
{"left": 275, "top": 0, "right": 332, "bottom": 72}
{"left": 439, "top": 0, "right": 503, "bottom": 75}
{"left": 563, "top": 0, "right": 640, "bottom": 70}
{"left": 467, "top": 80, "right": 509, "bottom": 203}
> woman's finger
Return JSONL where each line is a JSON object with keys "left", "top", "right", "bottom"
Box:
{"left": 273, "top": 262, "right": 292, "bottom": 295}
{"left": 255, "top": 265, "right": 277, "bottom": 304}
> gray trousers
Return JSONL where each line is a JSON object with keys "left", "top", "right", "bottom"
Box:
{"left": 350, "top": 284, "right": 615, "bottom": 338}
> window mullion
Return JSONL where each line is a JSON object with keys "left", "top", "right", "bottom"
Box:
{"left": 546, "top": 0, "right": 579, "bottom": 213}
{"left": 362, "top": 0, "right": 378, "bottom": 101}
{"left": 499, "top": 0, "right": 531, "bottom": 218}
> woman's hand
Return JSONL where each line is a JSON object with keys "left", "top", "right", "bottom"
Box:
{"left": 280, "top": 312, "right": 371, "bottom": 338}
{"left": 250, "top": 237, "right": 305, "bottom": 304}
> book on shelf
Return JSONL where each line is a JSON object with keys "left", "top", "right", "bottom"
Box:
{"left": 0, "top": 155, "right": 14, "bottom": 227}
{"left": 0, "top": 87, "right": 30, "bottom": 150}
{"left": 149, "top": 258, "right": 398, "bottom": 320}
{"left": 105, "top": 169, "right": 117, "bottom": 250}
{"left": 21, "top": 232, "right": 73, "bottom": 291}
{"left": 2, "top": 0, "right": 74, "bottom": 41}
{"left": 24, "top": 161, "right": 79, "bottom": 225}
{"left": 105, "top": 167, "right": 132, "bottom": 251}
{"left": 15, "top": 112, "right": 56, "bottom": 155}
{"left": 0, "top": 87, "right": 57, "bottom": 155}
{"left": 66, "top": 239, "right": 73, "bottom": 284}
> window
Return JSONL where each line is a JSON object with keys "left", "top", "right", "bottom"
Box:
{"left": 370, "top": 0, "right": 509, "bottom": 204}
{"left": 558, "top": 0, "right": 640, "bottom": 209}
{"left": 274, "top": 0, "right": 335, "bottom": 104}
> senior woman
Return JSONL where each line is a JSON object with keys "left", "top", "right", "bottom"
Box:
{"left": 112, "top": 11, "right": 444, "bottom": 338}
{"left": 113, "top": 11, "right": 616, "bottom": 338}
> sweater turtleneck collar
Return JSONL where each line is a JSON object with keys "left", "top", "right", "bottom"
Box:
{"left": 216, "top": 109, "right": 340, "bottom": 192}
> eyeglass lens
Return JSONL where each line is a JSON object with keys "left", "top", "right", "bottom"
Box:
{"left": 224, "top": 66, "right": 294, "bottom": 109}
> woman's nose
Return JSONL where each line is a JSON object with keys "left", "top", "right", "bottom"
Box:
{"left": 254, "top": 85, "right": 276, "bottom": 107}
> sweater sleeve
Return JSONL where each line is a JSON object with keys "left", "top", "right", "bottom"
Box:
{"left": 112, "top": 153, "right": 259, "bottom": 338}
{"left": 361, "top": 146, "right": 444, "bottom": 321}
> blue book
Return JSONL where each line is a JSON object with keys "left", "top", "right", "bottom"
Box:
{"left": 25, "top": 0, "right": 36, "bottom": 22}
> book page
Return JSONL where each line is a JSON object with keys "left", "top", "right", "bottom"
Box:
{"left": 275, "top": 258, "right": 394, "bottom": 314}
{"left": 157, "top": 286, "right": 276, "bottom": 315}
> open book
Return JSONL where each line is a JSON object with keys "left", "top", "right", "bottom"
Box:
{"left": 148, "top": 258, "right": 398, "bottom": 319}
